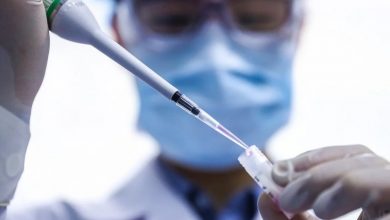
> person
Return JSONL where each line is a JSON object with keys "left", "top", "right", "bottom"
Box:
{"left": 1, "top": 0, "right": 388, "bottom": 220}
{"left": 259, "top": 145, "right": 390, "bottom": 220}
{"left": 0, "top": 0, "right": 303, "bottom": 219}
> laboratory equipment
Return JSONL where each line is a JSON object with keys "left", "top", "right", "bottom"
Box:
{"left": 239, "top": 145, "right": 294, "bottom": 219}
{"left": 43, "top": 0, "right": 246, "bottom": 149}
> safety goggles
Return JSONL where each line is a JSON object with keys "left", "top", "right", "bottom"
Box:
{"left": 116, "top": 0, "right": 303, "bottom": 50}
{"left": 132, "top": 0, "right": 293, "bottom": 36}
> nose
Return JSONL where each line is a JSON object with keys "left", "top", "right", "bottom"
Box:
{"left": 193, "top": 22, "right": 251, "bottom": 73}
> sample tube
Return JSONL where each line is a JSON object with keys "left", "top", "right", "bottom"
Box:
{"left": 238, "top": 145, "right": 294, "bottom": 219}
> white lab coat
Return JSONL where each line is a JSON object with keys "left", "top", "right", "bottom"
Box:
{"left": 6, "top": 159, "right": 263, "bottom": 220}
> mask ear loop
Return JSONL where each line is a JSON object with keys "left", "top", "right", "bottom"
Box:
{"left": 284, "top": 0, "right": 306, "bottom": 52}
{"left": 115, "top": 0, "right": 141, "bottom": 48}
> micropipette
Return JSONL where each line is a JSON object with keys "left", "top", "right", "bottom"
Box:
{"left": 43, "top": 0, "right": 249, "bottom": 150}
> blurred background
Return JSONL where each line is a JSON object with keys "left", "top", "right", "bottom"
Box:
{"left": 10, "top": 0, "right": 390, "bottom": 219}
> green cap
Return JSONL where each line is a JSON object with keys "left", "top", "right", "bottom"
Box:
{"left": 43, "top": 0, "right": 62, "bottom": 20}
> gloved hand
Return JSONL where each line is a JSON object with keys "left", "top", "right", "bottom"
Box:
{"left": 0, "top": 0, "right": 49, "bottom": 207}
{"left": 259, "top": 193, "right": 319, "bottom": 220}
{"left": 0, "top": 0, "right": 49, "bottom": 122}
{"left": 261, "top": 145, "right": 390, "bottom": 220}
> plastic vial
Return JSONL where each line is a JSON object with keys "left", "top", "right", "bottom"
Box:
{"left": 238, "top": 145, "right": 294, "bottom": 219}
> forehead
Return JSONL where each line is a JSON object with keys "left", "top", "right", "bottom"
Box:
{"left": 122, "top": 0, "right": 295, "bottom": 3}
{"left": 131, "top": 0, "right": 293, "bottom": 9}
{"left": 116, "top": 0, "right": 305, "bottom": 21}
{"left": 123, "top": 0, "right": 303, "bottom": 12}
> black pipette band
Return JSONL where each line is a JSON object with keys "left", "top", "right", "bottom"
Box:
{"left": 171, "top": 91, "right": 200, "bottom": 116}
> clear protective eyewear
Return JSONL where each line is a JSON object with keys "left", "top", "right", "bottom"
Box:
{"left": 133, "top": 0, "right": 292, "bottom": 35}
{"left": 117, "top": 0, "right": 303, "bottom": 50}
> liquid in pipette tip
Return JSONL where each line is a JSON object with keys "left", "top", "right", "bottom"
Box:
{"left": 196, "top": 109, "right": 249, "bottom": 150}
{"left": 215, "top": 124, "right": 249, "bottom": 150}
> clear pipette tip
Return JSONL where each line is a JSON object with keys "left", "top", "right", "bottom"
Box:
{"left": 174, "top": 94, "right": 249, "bottom": 150}
{"left": 197, "top": 109, "right": 249, "bottom": 150}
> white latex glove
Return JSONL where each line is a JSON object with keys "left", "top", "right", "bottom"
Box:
{"left": 268, "top": 145, "right": 390, "bottom": 220}
{"left": 0, "top": 0, "right": 49, "bottom": 122}
{"left": 0, "top": 0, "right": 49, "bottom": 207}
{"left": 259, "top": 193, "right": 319, "bottom": 220}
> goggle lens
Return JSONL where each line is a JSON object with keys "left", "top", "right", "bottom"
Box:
{"left": 135, "top": 0, "right": 201, "bottom": 35}
{"left": 228, "top": 0, "right": 290, "bottom": 32}
{"left": 134, "top": 0, "right": 291, "bottom": 35}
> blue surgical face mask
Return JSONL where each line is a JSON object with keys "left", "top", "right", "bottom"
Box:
{"left": 122, "top": 22, "right": 298, "bottom": 170}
